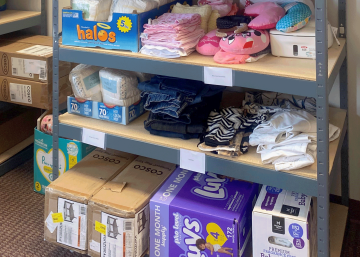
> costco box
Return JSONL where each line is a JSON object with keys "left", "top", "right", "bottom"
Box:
{"left": 67, "top": 96, "right": 145, "bottom": 125}
{"left": 0, "top": 106, "right": 39, "bottom": 155}
{"left": 34, "top": 128, "right": 96, "bottom": 195}
{"left": 150, "top": 169, "right": 259, "bottom": 257}
{"left": 44, "top": 148, "right": 137, "bottom": 254}
{"left": 62, "top": 0, "right": 186, "bottom": 52}
{"left": 0, "top": 40, "right": 71, "bottom": 82}
{"left": 0, "top": 75, "right": 71, "bottom": 109}
{"left": 88, "top": 156, "right": 176, "bottom": 257}
{"left": 252, "top": 186, "right": 316, "bottom": 257}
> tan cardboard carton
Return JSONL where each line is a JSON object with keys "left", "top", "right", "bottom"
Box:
{"left": 87, "top": 156, "right": 176, "bottom": 257}
{"left": 44, "top": 149, "right": 137, "bottom": 254}
{"left": 0, "top": 40, "right": 70, "bottom": 83}
{"left": 0, "top": 75, "right": 71, "bottom": 109}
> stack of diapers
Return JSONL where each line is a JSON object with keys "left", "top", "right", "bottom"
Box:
{"left": 108, "top": 0, "right": 158, "bottom": 21}
{"left": 71, "top": 0, "right": 112, "bottom": 21}
{"left": 69, "top": 64, "right": 103, "bottom": 102}
{"left": 99, "top": 68, "right": 141, "bottom": 107}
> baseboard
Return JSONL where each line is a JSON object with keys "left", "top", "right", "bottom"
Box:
{"left": 330, "top": 194, "right": 360, "bottom": 221}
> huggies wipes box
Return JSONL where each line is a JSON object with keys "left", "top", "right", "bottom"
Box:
{"left": 150, "top": 168, "right": 259, "bottom": 257}
{"left": 252, "top": 186, "right": 315, "bottom": 257}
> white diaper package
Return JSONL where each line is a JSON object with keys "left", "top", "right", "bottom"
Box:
{"left": 71, "top": 0, "right": 112, "bottom": 21}
{"left": 108, "top": 0, "right": 158, "bottom": 21}
{"left": 252, "top": 186, "right": 317, "bottom": 257}
{"left": 69, "top": 64, "right": 103, "bottom": 102}
{"left": 99, "top": 68, "right": 141, "bottom": 107}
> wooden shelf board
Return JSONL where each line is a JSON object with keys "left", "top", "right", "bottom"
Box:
{"left": 0, "top": 136, "right": 33, "bottom": 164}
{"left": 60, "top": 38, "right": 345, "bottom": 82}
{"left": 60, "top": 107, "right": 346, "bottom": 181}
{"left": 0, "top": 10, "right": 41, "bottom": 25}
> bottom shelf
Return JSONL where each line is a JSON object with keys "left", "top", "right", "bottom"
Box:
{"left": 0, "top": 136, "right": 34, "bottom": 177}
{"left": 143, "top": 203, "right": 347, "bottom": 257}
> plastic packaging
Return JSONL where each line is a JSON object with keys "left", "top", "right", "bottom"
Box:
{"left": 71, "top": 0, "right": 112, "bottom": 21}
{"left": 99, "top": 68, "right": 141, "bottom": 106}
{"left": 108, "top": 0, "right": 158, "bottom": 21}
{"left": 69, "top": 64, "right": 103, "bottom": 102}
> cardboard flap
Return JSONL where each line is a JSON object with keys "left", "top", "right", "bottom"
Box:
{"left": 103, "top": 182, "right": 127, "bottom": 193}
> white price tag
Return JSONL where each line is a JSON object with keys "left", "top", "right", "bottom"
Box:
{"left": 180, "top": 149, "right": 205, "bottom": 174}
{"left": 82, "top": 128, "right": 105, "bottom": 149}
{"left": 24, "top": 59, "right": 41, "bottom": 74}
{"left": 204, "top": 66, "right": 233, "bottom": 87}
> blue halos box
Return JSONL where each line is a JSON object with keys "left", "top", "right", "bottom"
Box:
{"left": 67, "top": 96, "right": 145, "bottom": 125}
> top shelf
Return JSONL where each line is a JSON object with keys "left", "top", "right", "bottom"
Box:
{"left": 0, "top": 10, "right": 41, "bottom": 36}
{"left": 59, "top": 39, "right": 346, "bottom": 97}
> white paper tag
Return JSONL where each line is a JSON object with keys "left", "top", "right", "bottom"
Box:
{"left": 17, "top": 45, "right": 53, "bottom": 56}
{"left": 82, "top": 128, "right": 105, "bottom": 149}
{"left": 9, "top": 83, "right": 32, "bottom": 104}
{"left": 180, "top": 149, "right": 206, "bottom": 174}
{"left": 204, "top": 66, "right": 232, "bottom": 87}
{"left": 45, "top": 211, "right": 58, "bottom": 234}
{"left": 11, "top": 57, "right": 34, "bottom": 78}
{"left": 24, "top": 59, "right": 47, "bottom": 80}
{"left": 90, "top": 240, "right": 101, "bottom": 253}
{"left": 56, "top": 198, "right": 88, "bottom": 250}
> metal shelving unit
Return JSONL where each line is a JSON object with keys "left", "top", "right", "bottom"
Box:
{"left": 0, "top": 0, "right": 46, "bottom": 175}
{"left": 52, "top": 0, "right": 349, "bottom": 256}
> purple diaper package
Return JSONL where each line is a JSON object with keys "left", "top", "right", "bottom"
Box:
{"left": 150, "top": 168, "right": 259, "bottom": 257}
{"left": 252, "top": 186, "right": 317, "bottom": 257}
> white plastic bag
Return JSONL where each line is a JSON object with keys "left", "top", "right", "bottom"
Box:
{"left": 108, "top": 0, "right": 158, "bottom": 21}
{"left": 69, "top": 64, "right": 103, "bottom": 102}
{"left": 72, "top": 0, "right": 112, "bottom": 21}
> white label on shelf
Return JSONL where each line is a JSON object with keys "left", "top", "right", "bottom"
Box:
{"left": 45, "top": 211, "right": 58, "bottom": 234}
{"left": 180, "top": 149, "right": 205, "bottom": 174}
{"left": 56, "top": 198, "right": 88, "bottom": 250}
{"left": 204, "top": 66, "right": 232, "bottom": 87}
{"left": 9, "top": 83, "right": 32, "bottom": 104}
{"left": 11, "top": 57, "right": 34, "bottom": 78}
{"left": 90, "top": 240, "right": 101, "bottom": 253}
{"left": 17, "top": 45, "right": 53, "bottom": 56}
{"left": 82, "top": 128, "right": 105, "bottom": 149}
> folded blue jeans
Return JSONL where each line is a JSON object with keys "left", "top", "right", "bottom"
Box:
{"left": 145, "top": 126, "right": 200, "bottom": 140}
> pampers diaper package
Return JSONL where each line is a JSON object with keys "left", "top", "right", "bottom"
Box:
{"left": 252, "top": 186, "right": 316, "bottom": 257}
{"left": 150, "top": 168, "right": 259, "bottom": 257}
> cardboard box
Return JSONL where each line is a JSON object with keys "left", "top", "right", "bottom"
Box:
{"left": 67, "top": 96, "right": 146, "bottom": 125}
{"left": 150, "top": 169, "right": 259, "bottom": 257}
{"left": 88, "top": 156, "right": 176, "bottom": 257}
{"left": 252, "top": 186, "right": 316, "bottom": 257}
{"left": 62, "top": 0, "right": 186, "bottom": 52}
{"left": 44, "top": 148, "right": 137, "bottom": 254}
{"left": 34, "top": 128, "right": 96, "bottom": 195}
{"left": 0, "top": 33, "right": 54, "bottom": 47}
{"left": 0, "top": 106, "right": 39, "bottom": 155}
{"left": 0, "top": 40, "right": 71, "bottom": 82}
{"left": 0, "top": 75, "right": 71, "bottom": 109}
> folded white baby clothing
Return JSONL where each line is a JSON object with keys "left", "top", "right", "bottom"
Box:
{"left": 108, "top": 0, "right": 158, "bottom": 21}
{"left": 140, "top": 45, "right": 193, "bottom": 58}
{"left": 250, "top": 110, "right": 316, "bottom": 146}
{"left": 273, "top": 146, "right": 317, "bottom": 171}
{"left": 257, "top": 133, "right": 311, "bottom": 153}
{"left": 72, "top": 0, "right": 112, "bottom": 21}
{"left": 99, "top": 68, "right": 141, "bottom": 106}
{"left": 69, "top": 64, "right": 102, "bottom": 102}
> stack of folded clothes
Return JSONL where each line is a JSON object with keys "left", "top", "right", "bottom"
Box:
{"left": 138, "top": 76, "right": 223, "bottom": 139}
{"left": 249, "top": 110, "right": 340, "bottom": 171}
{"left": 198, "top": 103, "right": 281, "bottom": 156}
{"left": 140, "top": 13, "right": 205, "bottom": 58}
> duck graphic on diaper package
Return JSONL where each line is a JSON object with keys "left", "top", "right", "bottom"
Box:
{"left": 150, "top": 168, "right": 259, "bottom": 257}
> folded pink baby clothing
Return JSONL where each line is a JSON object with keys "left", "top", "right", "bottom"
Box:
{"left": 144, "top": 23, "right": 200, "bottom": 34}
{"left": 214, "top": 49, "right": 250, "bottom": 64}
{"left": 144, "top": 13, "right": 201, "bottom": 28}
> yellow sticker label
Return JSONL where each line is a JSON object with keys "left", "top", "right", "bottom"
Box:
{"left": 117, "top": 16, "right": 132, "bottom": 33}
{"left": 95, "top": 221, "right": 107, "bottom": 235}
{"left": 69, "top": 155, "right": 78, "bottom": 169}
{"left": 35, "top": 181, "right": 41, "bottom": 191}
{"left": 206, "top": 223, "right": 228, "bottom": 246}
{"left": 52, "top": 213, "right": 64, "bottom": 223}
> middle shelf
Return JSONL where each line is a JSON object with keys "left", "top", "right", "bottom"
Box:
{"left": 59, "top": 107, "right": 347, "bottom": 196}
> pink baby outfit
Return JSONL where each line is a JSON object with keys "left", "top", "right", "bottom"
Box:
{"left": 141, "top": 13, "right": 204, "bottom": 58}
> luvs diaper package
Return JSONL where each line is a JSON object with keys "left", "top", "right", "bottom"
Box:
{"left": 252, "top": 186, "right": 317, "bottom": 257}
{"left": 150, "top": 168, "right": 259, "bottom": 257}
